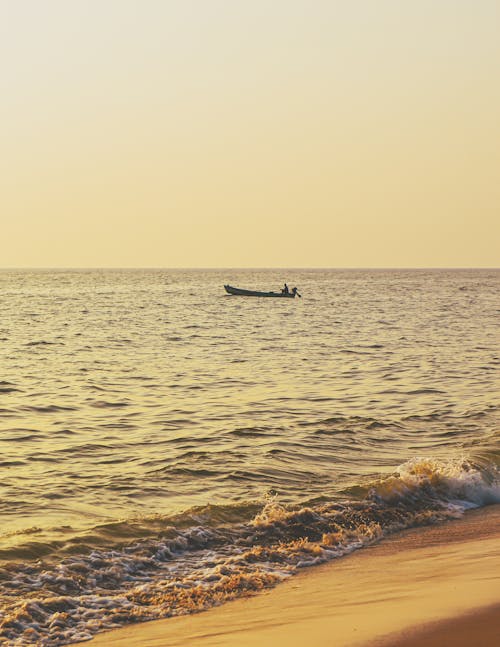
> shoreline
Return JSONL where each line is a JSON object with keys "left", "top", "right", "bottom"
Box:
{"left": 76, "top": 504, "right": 500, "bottom": 646}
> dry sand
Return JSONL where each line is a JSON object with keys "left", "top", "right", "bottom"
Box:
{"left": 77, "top": 504, "right": 500, "bottom": 647}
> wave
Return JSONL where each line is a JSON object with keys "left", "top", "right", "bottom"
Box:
{"left": 90, "top": 400, "right": 131, "bottom": 409}
{"left": 0, "top": 456, "right": 498, "bottom": 646}
{"left": 20, "top": 405, "right": 78, "bottom": 413}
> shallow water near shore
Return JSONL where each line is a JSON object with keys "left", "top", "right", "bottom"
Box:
{"left": 0, "top": 269, "right": 499, "bottom": 645}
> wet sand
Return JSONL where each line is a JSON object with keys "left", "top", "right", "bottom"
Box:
{"left": 77, "top": 504, "right": 500, "bottom": 647}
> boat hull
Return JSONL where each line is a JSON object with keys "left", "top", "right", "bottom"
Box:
{"left": 224, "top": 284, "right": 296, "bottom": 298}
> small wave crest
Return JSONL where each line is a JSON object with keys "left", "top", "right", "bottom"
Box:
{"left": 371, "top": 457, "right": 500, "bottom": 510}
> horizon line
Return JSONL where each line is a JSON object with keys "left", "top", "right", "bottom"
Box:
{"left": 0, "top": 266, "right": 498, "bottom": 271}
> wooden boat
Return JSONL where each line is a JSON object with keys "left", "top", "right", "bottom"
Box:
{"left": 224, "top": 284, "right": 297, "bottom": 298}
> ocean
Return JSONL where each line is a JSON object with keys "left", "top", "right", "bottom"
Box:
{"left": 0, "top": 268, "right": 498, "bottom": 645}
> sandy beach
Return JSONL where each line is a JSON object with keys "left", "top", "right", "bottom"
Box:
{"left": 76, "top": 504, "right": 500, "bottom": 647}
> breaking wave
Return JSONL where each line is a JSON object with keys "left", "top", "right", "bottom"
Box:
{"left": 0, "top": 456, "right": 498, "bottom": 646}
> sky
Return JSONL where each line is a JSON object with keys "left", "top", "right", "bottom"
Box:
{"left": 1, "top": 0, "right": 499, "bottom": 268}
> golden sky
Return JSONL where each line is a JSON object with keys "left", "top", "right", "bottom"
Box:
{"left": 1, "top": 0, "right": 499, "bottom": 267}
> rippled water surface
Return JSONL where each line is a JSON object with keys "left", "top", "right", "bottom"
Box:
{"left": 0, "top": 269, "right": 498, "bottom": 644}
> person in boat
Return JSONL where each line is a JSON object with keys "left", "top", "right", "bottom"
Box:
{"left": 282, "top": 283, "right": 289, "bottom": 295}
{"left": 291, "top": 287, "right": 298, "bottom": 296}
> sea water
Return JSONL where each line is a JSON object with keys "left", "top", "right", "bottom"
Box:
{"left": 0, "top": 269, "right": 498, "bottom": 645}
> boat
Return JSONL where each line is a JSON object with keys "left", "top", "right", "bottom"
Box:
{"left": 224, "top": 284, "right": 297, "bottom": 298}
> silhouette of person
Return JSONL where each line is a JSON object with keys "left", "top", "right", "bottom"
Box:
{"left": 282, "top": 283, "right": 289, "bottom": 295}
